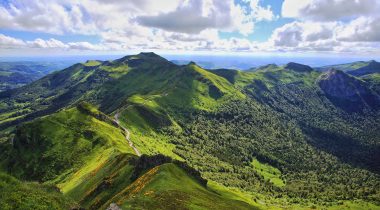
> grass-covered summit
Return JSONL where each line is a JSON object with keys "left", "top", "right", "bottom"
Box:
{"left": 0, "top": 52, "right": 243, "bottom": 131}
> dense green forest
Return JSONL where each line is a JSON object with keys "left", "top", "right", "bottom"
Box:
{"left": 0, "top": 53, "right": 379, "bottom": 209}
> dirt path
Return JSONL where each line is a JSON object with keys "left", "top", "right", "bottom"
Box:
{"left": 114, "top": 113, "right": 141, "bottom": 156}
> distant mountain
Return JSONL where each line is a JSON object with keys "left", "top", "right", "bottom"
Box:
{"left": 0, "top": 53, "right": 379, "bottom": 209}
{"left": 252, "top": 63, "right": 279, "bottom": 71}
{"left": 0, "top": 61, "right": 72, "bottom": 91}
{"left": 284, "top": 62, "right": 314, "bottom": 72}
{"left": 318, "top": 60, "right": 380, "bottom": 76}
{"left": 248, "top": 62, "right": 313, "bottom": 73}
{"left": 170, "top": 59, "right": 216, "bottom": 69}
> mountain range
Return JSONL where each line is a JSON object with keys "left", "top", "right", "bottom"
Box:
{"left": 0, "top": 53, "right": 379, "bottom": 210}
{"left": 0, "top": 61, "right": 74, "bottom": 92}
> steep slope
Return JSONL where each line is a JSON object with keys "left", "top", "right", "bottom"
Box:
{"left": 318, "top": 69, "right": 380, "bottom": 111}
{"left": 7, "top": 102, "right": 134, "bottom": 181}
{"left": 106, "top": 163, "right": 256, "bottom": 210}
{"left": 59, "top": 153, "right": 257, "bottom": 210}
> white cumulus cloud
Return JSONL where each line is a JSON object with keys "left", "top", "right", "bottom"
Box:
{"left": 274, "top": 0, "right": 380, "bottom": 53}
{"left": 0, "top": 0, "right": 379, "bottom": 55}
{"left": 336, "top": 16, "right": 380, "bottom": 42}
{"left": 282, "top": 0, "right": 379, "bottom": 21}
{"left": 136, "top": 0, "right": 275, "bottom": 35}
{"left": 0, "top": 34, "right": 26, "bottom": 48}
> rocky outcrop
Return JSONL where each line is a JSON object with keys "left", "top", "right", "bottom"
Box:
{"left": 319, "top": 69, "right": 368, "bottom": 100}
{"left": 318, "top": 69, "right": 380, "bottom": 111}
{"left": 106, "top": 203, "right": 122, "bottom": 210}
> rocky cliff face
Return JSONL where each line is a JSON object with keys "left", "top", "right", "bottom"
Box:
{"left": 319, "top": 69, "right": 368, "bottom": 100}
{"left": 318, "top": 69, "right": 380, "bottom": 111}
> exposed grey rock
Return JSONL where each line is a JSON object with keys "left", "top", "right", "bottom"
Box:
{"left": 318, "top": 69, "right": 369, "bottom": 100}
{"left": 318, "top": 69, "right": 380, "bottom": 111}
{"left": 106, "top": 203, "right": 122, "bottom": 210}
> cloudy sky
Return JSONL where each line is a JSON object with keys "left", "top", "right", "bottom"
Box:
{"left": 0, "top": 0, "right": 379, "bottom": 56}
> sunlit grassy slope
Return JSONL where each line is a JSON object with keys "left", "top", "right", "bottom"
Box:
{"left": 108, "top": 163, "right": 257, "bottom": 210}
{"left": 59, "top": 154, "right": 260, "bottom": 210}
{"left": 9, "top": 102, "right": 134, "bottom": 181}
{"left": 252, "top": 159, "right": 285, "bottom": 187}
{"left": 98, "top": 56, "right": 245, "bottom": 113}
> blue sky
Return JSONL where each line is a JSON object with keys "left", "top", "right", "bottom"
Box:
{"left": 223, "top": 0, "right": 293, "bottom": 42}
{"left": 0, "top": 0, "right": 379, "bottom": 56}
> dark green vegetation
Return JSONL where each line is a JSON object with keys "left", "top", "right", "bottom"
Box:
{"left": 0, "top": 53, "right": 379, "bottom": 209}
{"left": 0, "top": 61, "right": 70, "bottom": 91}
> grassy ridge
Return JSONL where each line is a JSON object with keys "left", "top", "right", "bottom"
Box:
{"left": 109, "top": 163, "right": 257, "bottom": 210}
{"left": 58, "top": 152, "right": 136, "bottom": 209}
{"left": 8, "top": 102, "right": 133, "bottom": 181}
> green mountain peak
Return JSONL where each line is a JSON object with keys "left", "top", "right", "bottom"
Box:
{"left": 284, "top": 62, "right": 313, "bottom": 72}
{"left": 187, "top": 61, "right": 197, "bottom": 66}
